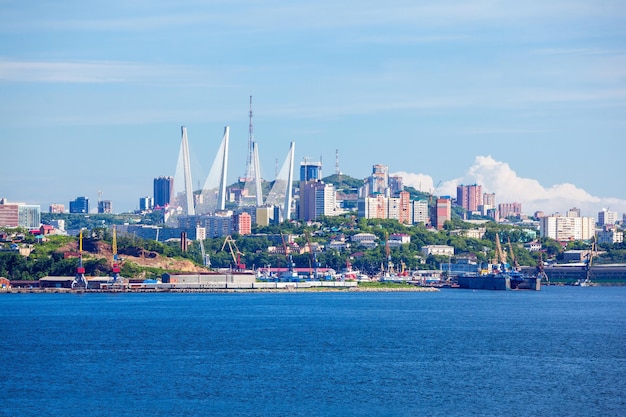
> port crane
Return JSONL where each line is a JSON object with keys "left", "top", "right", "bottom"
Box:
{"left": 108, "top": 225, "right": 122, "bottom": 286}
{"left": 71, "top": 230, "right": 88, "bottom": 290}
{"left": 304, "top": 231, "right": 320, "bottom": 279}
{"left": 199, "top": 238, "right": 210, "bottom": 268}
{"left": 280, "top": 232, "right": 297, "bottom": 279}
{"left": 494, "top": 232, "right": 508, "bottom": 272}
{"left": 507, "top": 236, "right": 520, "bottom": 271}
{"left": 536, "top": 250, "right": 549, "bottom": 283}
{"left": 221, "top": 235, "right": 245, "bottom": 270}
{"left": 580, "top": 235, "right": 597, "bottom": 286}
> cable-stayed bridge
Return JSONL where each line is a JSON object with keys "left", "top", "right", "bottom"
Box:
{"left": 169, "top": 125, "right": 295, "bottom": 223}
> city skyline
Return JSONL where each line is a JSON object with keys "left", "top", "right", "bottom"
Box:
{"left": 1, "top": 1, "right": 624, "bottom": 217}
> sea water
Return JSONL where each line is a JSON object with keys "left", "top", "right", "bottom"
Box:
{"left": 1, "top": 286, "right": 624, "bottom": 417}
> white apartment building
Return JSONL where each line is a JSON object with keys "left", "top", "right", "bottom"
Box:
{"left": 412, "top": 200, "right": 429, "bottom": 225}
{"left": 540, "top": 215, "right": 595, "bottom": 241}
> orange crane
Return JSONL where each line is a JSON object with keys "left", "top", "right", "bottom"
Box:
{"left": 507, "top": 236, "right": 519, "bottom": 271}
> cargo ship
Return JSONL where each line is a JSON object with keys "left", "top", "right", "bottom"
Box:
{"left": 456, "top": 232, "right": 541, "bottom": 291}
{"left": 457, "top": 271, "right": 541, "bottom": 291}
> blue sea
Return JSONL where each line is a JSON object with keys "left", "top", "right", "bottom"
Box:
{"left": 1, "top": 286, "right": 625, "bottom": 417}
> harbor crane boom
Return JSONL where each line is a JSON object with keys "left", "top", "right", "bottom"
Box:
{"left": 221, "top": 235, "right": 245, "bottom": 270}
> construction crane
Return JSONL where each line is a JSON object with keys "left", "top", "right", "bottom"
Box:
{"left": 221, "top": 235, "right": 245, "bottom": 270}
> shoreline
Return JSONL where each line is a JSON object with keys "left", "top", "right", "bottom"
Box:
{"left": 1, "top": 286, "right": 440, "bottom": 294}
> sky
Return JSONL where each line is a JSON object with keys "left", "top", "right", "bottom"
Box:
{"left": 1, "top": 0, "right": 625, "bottom": 218}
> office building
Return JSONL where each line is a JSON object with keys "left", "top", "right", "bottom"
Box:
{"left": 139, "top": 197, "right": 153, "bottom": 212}
{"left": 0, "top": 200, "right": 40, "bottom": 228}
{"left": 299, "top": 180, "right": 337, "bottom": 221}
{"left": 153, "top": 176, "right": 174, "bottom": 208}
{"left": 300, "top": 161, "right": 322, "bottom": 182}
{"left": 69, "top": 197, "right": 89, "bottom": 214}
{"left": 18, "top": 205, "right": 41, "bottom": 229}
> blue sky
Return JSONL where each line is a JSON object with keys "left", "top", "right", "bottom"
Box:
{"left": 1, "top": 1, "right": 625, "bottom": 217}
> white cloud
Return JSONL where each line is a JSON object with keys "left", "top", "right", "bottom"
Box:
{"left": 0, "top": 59, "right": 221, "bottom": 85}
{"left": 395, "top": 155, "right": 626, "bottom": 218}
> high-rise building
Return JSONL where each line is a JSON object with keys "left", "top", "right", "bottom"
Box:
{"left": 597, "top": 226, "right": 623, "bottom": 244}
{"left": 412, "top": 200, "right": 429, "bottom": 225}
{"left": 388, "top": 191, "right": 411, "bottom": 224}
{"left": 234, "top": 212, "right": 252, "bottom": 235}
{"left": 480, "top": 192, "right": 496, "bottom": 216}
{"left": 299, "top": 180, "right": 337, "bottom": 221}
{"left": 154, "top": 176, "right": 174, "bottom": 208}
{"left": 300, "top": 161, "right": 322, "bottom": 182}
{"left": 49, "top": 204, "right": 65, "bottom": 214}
{"left": 540, "top": 214, "right": 595, "bottom": 241}
{"left": 567, "top": 207, "right": 581, "bottom": 218}
{"left": 139, "top": 197, "right": 153, "bottom": 212}
{"left": 69, "top": 197, "right": 89, "bottom": 214}
{"left": 598, "top": 209, "right": 618, "bottom": 226}
{"left": 370, "top": 164, "right": 389, "bottom": 195}
{"left": 0, "top": 201, "right": 19, "bottom": 227}
{"left": 436, "top": 197, "right": 451, "bottom": 230}
{"left": 0, "top": 200, "right": 40, "bottom": 228}
{"left": 358, "top": 195, "right": 388, "bottom": 220}
{"left": 457, "top": 184, "right": 482, "bottom": 212}
{"left": 389, "top": 176, "right": 404, "bottom": 196}
{"left": 98, "top": 200, "right": 112, "bottom": 214}
{"left": 19, "top": 205, "right": 41, "bottom": 229}
{"left": 498, "top": 202, "right": 522, "bottom": 220}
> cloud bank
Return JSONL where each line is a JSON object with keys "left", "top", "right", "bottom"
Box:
{"left": 394, "top": 155, "right": 626, "bottom": 218}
